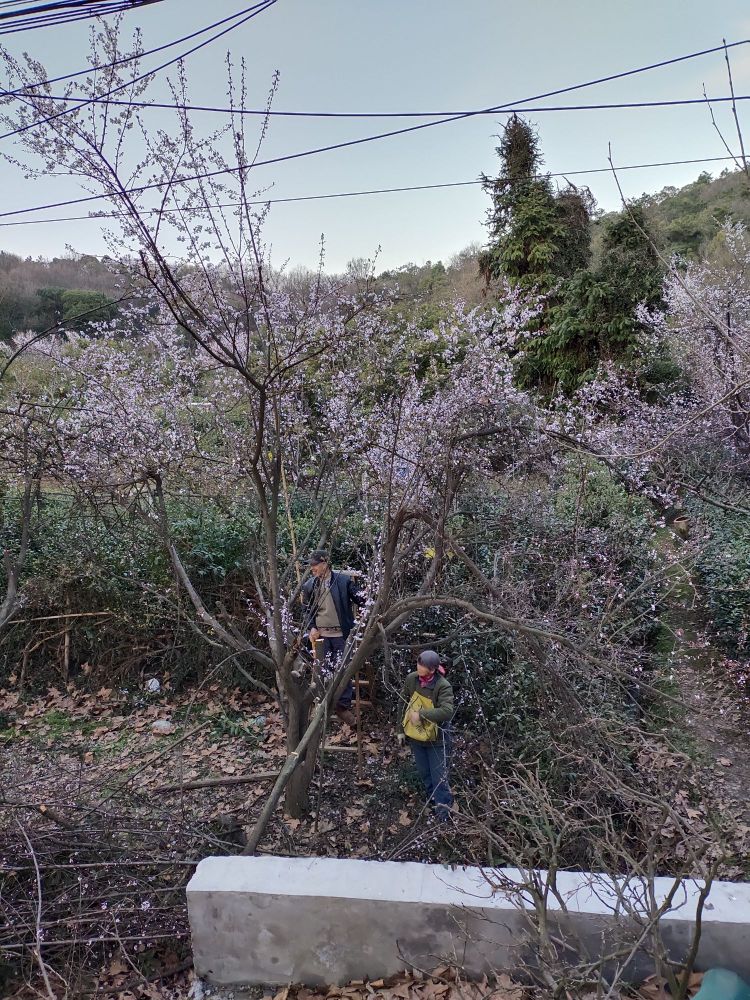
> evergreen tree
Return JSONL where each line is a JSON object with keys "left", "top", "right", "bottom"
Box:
{"left": 479, "top": 118, "right": 668, "bottom": 394}
{"left": 479, "top": 116, "right": 597, "bottom": 393}
{"left": 539, "top": 205, "right": 664, "bottom": 393}
{"left": 479, "top": 117, "right": 570, "bottom": 292}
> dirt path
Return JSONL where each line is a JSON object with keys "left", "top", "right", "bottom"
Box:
{"left": 656, "top": 534, "right": 750, "bottom": 879}
{"left": 677, "top": 648, "right": 750, "bottom": 825}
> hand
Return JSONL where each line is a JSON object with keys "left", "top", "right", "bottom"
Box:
{"left": 309, "top": 628, "right": 320, "bottom": 644}
{"left": 409, "top": 711, "right": 421, "bottom": 725}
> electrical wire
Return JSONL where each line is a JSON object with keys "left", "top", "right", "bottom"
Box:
{"left": 0, "top": 0, "right": 273, "bottom": 99}
{"left": 1, "top": 34, "right": 749, "bottom": 145}
{"left": 11, "top": 92, "right": 750, "bottom": 118}
{"left": 0, "top": 0, "right": 149, "bottom": 8}
{"left": 0, "top": 1, "right": 166, "bottom": 36}
{"left": 0, "top": 154, "right": 739, "bottom": 228}
{"left": 0, "top": 36, "right": 746, "bottom": 219}
{"left": 0, "top": 0, "right": 277, "bottom": 141}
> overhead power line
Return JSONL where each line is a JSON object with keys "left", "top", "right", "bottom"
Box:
{"left": 0, "top": 154, "right": 739, "bottom": 228}
{"left": 0, "top": 0, "right": 152, "bottom": 10}
{"left": 13, "top": 92, "right": 750, "bottom": 118}
{"left": 0, "top": 36, "right": 747, "bottom": 221}
{"left": 0, "top": 0, "right": 165, "bottom": 36}
{"left": 2, "top": 36, "right": 749, "bottom": 146}
{"left": 0, "top": 0, "right": 278, "bottom": 141}
{"left": 0, "top": 0, "right": 274, "bottom": 99}
{"left": 4, "top": 28, "right": 746, "bottom": 109}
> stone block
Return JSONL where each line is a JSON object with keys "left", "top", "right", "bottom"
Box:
{"left": 186, "top": 856, "right": 750, "bottom": 987}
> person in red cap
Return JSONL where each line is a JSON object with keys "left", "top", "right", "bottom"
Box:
{"left": 401, "top": 650, "right": 454, "bottom": 821}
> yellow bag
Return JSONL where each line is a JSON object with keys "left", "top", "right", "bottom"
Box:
{"left": 402, "top": 691, "right": 439, "bottom": 742}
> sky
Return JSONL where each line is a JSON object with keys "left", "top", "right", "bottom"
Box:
{"left": 1, "top": 0, "right": 750, "bottom": 272}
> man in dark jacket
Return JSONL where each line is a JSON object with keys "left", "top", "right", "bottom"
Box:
{"left": 302, "top": 550, "right": 363, "bottom": 725}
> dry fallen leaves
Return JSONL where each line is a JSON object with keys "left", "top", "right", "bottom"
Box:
{"left": 272, "top": 972, "right": 527, "bottom": 1000}
{"left": 638, "top": 970, "right": 704, "bottom": 1000}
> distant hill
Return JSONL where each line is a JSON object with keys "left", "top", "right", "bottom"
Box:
{"left": 0, "top": 250, "right": 122, "bottom": 342}
{"left": 3, "top": 169, "right": 750, "bottom": 342}
{"left": 382, "top": 169, "right": 750, "bottom": 313}
{"left": 594, "top": 167, "right": 750, "bottom": 261}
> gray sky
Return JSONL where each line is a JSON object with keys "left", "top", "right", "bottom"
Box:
{"left": 2, "top": 0, "right": 750, "bottom": 271}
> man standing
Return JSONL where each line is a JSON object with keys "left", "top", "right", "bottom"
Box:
{"left": 302, "top": 550, "right": 363, "bottom": 726}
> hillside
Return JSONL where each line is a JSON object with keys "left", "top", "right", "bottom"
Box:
{"left": 2, "top": 169, "right": 750, "bottom": 344}
{"left": 0, "top": 250, "right": 122, "bottom": 341}
{"left": 595, "top": 166, "right": 750, "bottom": 260}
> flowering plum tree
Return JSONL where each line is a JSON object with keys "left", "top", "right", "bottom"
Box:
{"left": 4, "top": 25, "right": 715, "bottom": 853}
{"left": 0, "top": 29, "right": 551, "bottom": 829}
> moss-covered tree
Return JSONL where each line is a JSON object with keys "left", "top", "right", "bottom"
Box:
{"left": 538, "top": 205, "right": 664, "bottom": 392}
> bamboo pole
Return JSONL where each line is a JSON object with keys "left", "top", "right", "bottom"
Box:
{"left": 153, "top": 771, "right": 279, "bottom": 793}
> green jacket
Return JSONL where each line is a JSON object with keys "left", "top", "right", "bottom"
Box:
{"left": 401, "top": 672, "right": 454, "bottom": 727}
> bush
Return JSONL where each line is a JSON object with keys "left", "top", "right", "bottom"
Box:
{"left": 692, "top": 504, "right": 750, "bottom": 652}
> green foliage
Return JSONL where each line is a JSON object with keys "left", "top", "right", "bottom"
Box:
{"left": 61, "top": 289, "right": 119, "bottom": 330}
{"left": 0, "top": 482, "right": 374, "bottom": 691}
{"left": 598, "top": 168, "right": 750, "bottom": 260}
{"left": 35, "top": 287, "right": 65, "bottom": 328}
{"left": 554, "top": 187, "right": 594, "bottom": 275}
{"left": 519, "top": 205, "right": 664, "bottom": 394}
{"left": 0, "top": 491, "right": 248, "bottom": 688}
{"left": 397, "top": 470, "right": 661, "bottom": 773}
{"left": 0, "top": 285, "right": 119, "bottom": 341}
{"left": 0, "top": 286, "right": 37, "bottom": 341}
{"left": 555, "top": 458, "right": 651, "bottom": 530}
{"left": 692, "top": 506, "right": 750, "bottom": 652}
{"left": 170, "top": 502, "right": 261, "bottom": 579}
{"left": 480, "top": 118, "right": 578, "bottom": 292}
{"left": 4, "top": 491, "right": 169, "bottom": 616}
{"left": 480, "top": 119, "right": 594, "bottom": 296}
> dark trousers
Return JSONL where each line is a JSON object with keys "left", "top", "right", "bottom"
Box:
{"left": 321, "top": 635, "right": 354, "bottom": 710}
{"left": 407, "top": 735, "right": 453, "bottom": 819}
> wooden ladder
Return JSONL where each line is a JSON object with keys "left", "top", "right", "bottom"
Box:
{"left": 354, "top": 661, "right": 377, "bottom": 712}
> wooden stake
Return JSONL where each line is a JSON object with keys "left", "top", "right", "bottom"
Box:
{"left": 355, "top": 669, "right": 363, "bottom": 776}
{"left": 62, "top": 594, "right": 71, "bottom": 682}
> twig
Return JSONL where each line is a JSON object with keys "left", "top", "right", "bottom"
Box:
{"left": 676, "top": 858, "right": 722, "bottom": 1000}
{"left": 724, "top": 38, "right": 749, "bottom": 179}
{"left": 314, "top": 699, "right": 329, "bottom": 835}
{"left": 3, "top": 800, "right": 78, "bottom": 830}
{"left": 7, "top": 611, "right": 113, "bottom": 625}
{"left": 703, "top": 82, "right": 744, "bottom": 174}
{"left": 14, "top": 819, "right": 56, "bottom": 1000}
{"left": 2, "top": 931, "right": 190, "bottom": 949}
{"left": 110, "top": 914, "right": 148, "bottom": 986}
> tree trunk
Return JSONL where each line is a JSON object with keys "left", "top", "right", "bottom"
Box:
{"left": 284, "top": 689, "right": 323, "bottom": 818}
{"left": 244, "top": 635, "right": 378, "bottom": 853}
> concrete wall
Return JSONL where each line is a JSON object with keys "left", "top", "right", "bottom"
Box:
{"left": 186, "top": 856, "right": 750, "bottom": 988}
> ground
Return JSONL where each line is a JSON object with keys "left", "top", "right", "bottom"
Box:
{"left": 1, "top": 665, "right": 747, "bottom": 999}
{"left": 678, "top": 650, "right": 750, "bottom": 830}
{"left": 0, "top": 680, "right": 481, "bottom": 999}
